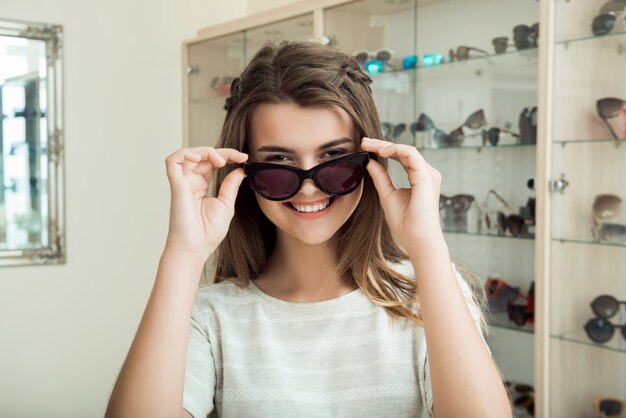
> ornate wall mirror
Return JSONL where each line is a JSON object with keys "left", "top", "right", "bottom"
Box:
{"left": 0, "top": 18, "right": 64, "bottom": 266}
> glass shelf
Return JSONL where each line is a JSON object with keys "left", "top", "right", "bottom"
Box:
{"left": 489, "top": 311, "right": 535, "bottom": 335}
{"left": 553, "top": 138, "right": 626, "bottom": 146}
{"left": 366, "top": 46, "right": 539, "bottom": 75}
{"left": 556, "top": 30, "right": 626, "bottom": 46}
{"left": 552, "top": 237, "right": 626, "bottom": 249}
{"left": 418, "top": 143, "right": 536, "bottom": 152}
{"left": 443, "top": 230, "right": 535, "bottom": 241}
{"left": 551, "top": 330, "right": 626, "bottom": 354}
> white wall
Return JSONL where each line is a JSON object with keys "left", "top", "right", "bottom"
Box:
{"left": 0, "top": 1, "right": 246, "bottom": 416}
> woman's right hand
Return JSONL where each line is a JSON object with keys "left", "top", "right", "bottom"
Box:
{"left": 163, "top": 146, "right": 249, "bottom": 262}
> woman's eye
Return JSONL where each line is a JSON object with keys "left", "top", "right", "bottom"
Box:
{"left": 325, "top": 149, "right": 347, "bottom": 158}
{"left": 266, "top": 154, "right": 289, "bottom": 162}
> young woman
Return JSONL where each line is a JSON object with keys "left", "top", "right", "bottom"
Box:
{"left": 106, "top": 40, "right": 512, "bottom": 418}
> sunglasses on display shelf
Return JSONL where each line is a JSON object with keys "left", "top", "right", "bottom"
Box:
{"left": 439, "top": 194, "right": 475, "bottom": 213}
{"left": 592, "top": 0, "right": 626, "bottom": 36}
{"left": 402, "top": 54, "right": 418, "bottom": 69}
{"left": 381, "top": 122, "right": 406, "bottom": 142}
{"left": 448, "top": 45, "right": 490, "bottom": 61}
{"left": 513, "top": 23, "right": 539, "bottom": 50}
{"left": 584, "top": 317, "right": 626, "bottom": 343}
{"left": 242, "top": 151, "right": 369, "bottom": 201}
{"left": 482, "top": 126, "right": 521, "bottom": 146}
{"left": 485, "top": 277, "right": 526, "bottom": 300}
{"left": 585, "top": 293, "right": 626, "bottom": 344}
{"left": 481, "top": 189, "right": 527, "bottom": 236}
{"left": 591, "top": 194, "right": 626, "bottom": 243}
{"left": 422, "top": 53, "right": 444, "bottom": 67}
{"left": 594, "top": 396, "right": 626, "bottom": 418}
{"left": 590, "top": 294, "right": 626, "bottom": 319}
{"left": 413, "top": 109, "right": 487, "bottom": 147}
{"left": 596, "top": 97, "right": 626, "bottom": 140}
{"left": 507, "top": 300, "right": 533, "bottom": 326}
{"left": 593, "top": 194, "right": 623, "bottom": 220}
{"left": 492, "top": 37, "right": 515, "bottom": 54}
{"left": 504, "top": 381, "right": 535, "bottom": 416}
{"left": 353, "top": 49, "right": 396, "bottom": 74}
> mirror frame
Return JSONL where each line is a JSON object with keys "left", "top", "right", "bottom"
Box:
{"left": 0, "top": 18, "right": 65, "bottom": 267}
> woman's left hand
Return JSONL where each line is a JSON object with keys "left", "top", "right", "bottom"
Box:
{"left": 360, "top": 137, "right": 443, "bottom": 249}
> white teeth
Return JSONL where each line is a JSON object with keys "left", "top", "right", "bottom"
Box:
{"left": 290, "top": 198, "right": 332, "bottom": 213}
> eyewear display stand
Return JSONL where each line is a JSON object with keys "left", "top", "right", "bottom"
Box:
{"left": 182, "top": 0, "right": 626, "bottom": 416}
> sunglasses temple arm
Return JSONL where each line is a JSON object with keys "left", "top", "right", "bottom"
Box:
{"left": 601, "top": 116, "right": 620, "bottom": 140}
{"left": 486, "top": 189, "right": 515, "bottom": 213}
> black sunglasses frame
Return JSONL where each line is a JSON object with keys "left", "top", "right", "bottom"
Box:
{"left": 242, "top": 151, "right": 370, "bottom": 201}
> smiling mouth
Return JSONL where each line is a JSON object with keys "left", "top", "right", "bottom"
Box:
{"left": 283, "top": 196, "right": 337, "bottom": 213}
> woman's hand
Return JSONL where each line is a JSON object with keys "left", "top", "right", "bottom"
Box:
{"left": 360, "top": 137, "right": 443, "bottom": 249}
{"left": 164, "top": 146, "right": 248, "bottom": 262}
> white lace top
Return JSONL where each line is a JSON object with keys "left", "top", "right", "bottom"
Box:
{"left": 183, "top": 260, "right": 487, "bottom": 418}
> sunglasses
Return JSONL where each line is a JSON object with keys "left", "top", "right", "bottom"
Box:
{"left": 354, "top": 49, "right": 396, "bottom": 74}
{"left": 594, "top": 396, "right": 626, "bottom": 417}
{"left": 591, "top": 294, "right": 626, "bottom": 319}
{"left": 593, "top": 194, "right": 623, "bottom": 219}
{"left": 485, "top": 277, "right": 526, "bottom": 299}
{"left": 508, "top": 300, "right": 532, "bottom": 326}
{"left": 513, "top": 23, "right": 539, "bottom": 50}
{"left": 439, "top": 194, "right": 475, "bottom": 213}
{"left": 448, "top": 45, "right": 489, "bottom": 61}
{"left": 584, "top": 317, "right": 626, "bottom": 343}
{"left": 492, "top": 37, "right": 514, "bottom": 54}
{"left": 592, "top": 0, "right": 626, "bottom": 36}
{"left": 414, "top": 109, "right": 486, "bottom": 147}
{"left": 381, "top": 122, "right": 406, "bottom": 142}
{"left": 242, "top": 152, "right": 369, "bottom": 201}
{"left": 591, "top": 194, "right": 626, "bottom": 243}
{"left": 482, "top": 127, "right": 521, "bottom": 146}
{"left": 596, "top": 98, "right": 626, "bottom": 140}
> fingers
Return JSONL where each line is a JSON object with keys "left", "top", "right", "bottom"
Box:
{"left": 361, "top": 137, "right": 440, "bottom": 188}
{"left": 166, "top": 146, "right": 248, "bottom": 183}
{"left": 365, "top": 158, "right": 396, "bottom": 200}
{"left": 216, "top": 167, "right": 247, "bottom": 210}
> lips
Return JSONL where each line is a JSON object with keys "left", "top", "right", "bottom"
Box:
{"left": 283, "top": 196, "right": 336, "bottom": 213}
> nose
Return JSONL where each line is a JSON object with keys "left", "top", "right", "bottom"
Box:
{"left": 297, "top": 178, "right": 321, "bottom": 196}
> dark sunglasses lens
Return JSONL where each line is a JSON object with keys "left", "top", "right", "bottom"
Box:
{"left": 592, "top": 14, "right": 616, "bottom": 36}
{"left": 513, "top": 25, "right": 533, "bottom": 49}
{"left": 597, "top": 98, "right": 623, "bottom": 118}
{"left": 433, "top": 129, "right": 447, "bottom": 147}
{"left": 452, "top": 196, "right": 474, "bottom": 212}
{"left": 416, "top": 113, "right": 434, "bottom": 131}
{"left": 446, "top": 127, "right": 464, "bottom": 146}
{"left": 316, "top": 161, "right": 363, "bottom": 194}
{"left": 465, "top": 109, "right": 486, "bottom": 129}
{"left": 600, "top": 399, "right": 623, "bottom": 415}
{"left": 515, "top": 384, "right": 534, "bottom": 393}
{"left": 508, "top": 304, "right": 527, "bottom": 326}
{"left": 507, "top": 215, "right": 524, "bottom": 236}
{"left": 488, "top": 128, "right": 500, "bottom": 146}
{"left": 457, "top": 46, "right": 469, "bottom": 60}
{"left": 584, "top": 317, "right": 614, "bottom": 343}
{"left": 493, "top": 37, "right": 508, "bottom": 53}
{"left": 592, "top": 295, "right": 619, "bottom": 318}
{"left": 253, "top": 169, "right": 300, "bottom": 199}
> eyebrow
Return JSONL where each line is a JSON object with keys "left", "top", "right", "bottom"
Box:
{"left": 256, "top": 137, "right": 354, "bottom": 153}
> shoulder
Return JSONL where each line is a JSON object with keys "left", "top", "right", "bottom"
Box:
{"left": 192, "top": 279, "right": 255, "bottom": 313}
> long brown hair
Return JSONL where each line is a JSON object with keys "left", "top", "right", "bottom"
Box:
{"left": 210, "top": 40, "right": 489, "bottom": 332}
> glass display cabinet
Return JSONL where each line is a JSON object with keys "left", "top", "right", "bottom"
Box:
{"left": 541, "top": 0, "right": 626, "bottom": 416}
{"left": 182, "top": 0, "right": 626, "bottom": 415}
